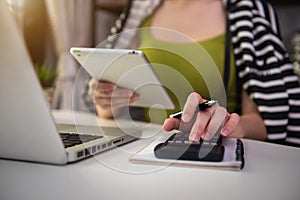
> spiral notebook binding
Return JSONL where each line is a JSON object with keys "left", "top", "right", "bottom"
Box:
{"left": 235, "top": 139, "right": 245, "bottom": 169}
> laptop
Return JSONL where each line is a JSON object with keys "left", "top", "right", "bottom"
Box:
{"left": 0, "top": 0, "right": 141, "bottom": 165}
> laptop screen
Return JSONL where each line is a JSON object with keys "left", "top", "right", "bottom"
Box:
{"left": 0, "top": 0, "right": 67, "bottom": 164}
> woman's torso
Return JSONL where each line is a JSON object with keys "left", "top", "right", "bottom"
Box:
{"left": 137, "top": 1, "right": 238, "bottom": 123}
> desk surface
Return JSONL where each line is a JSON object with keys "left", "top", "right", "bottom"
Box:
{"left": 1, "top": 110, "right": 300, "bottom": 200}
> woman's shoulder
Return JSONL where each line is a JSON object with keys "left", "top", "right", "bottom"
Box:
{"left": 230, "top": 0, "right": 277, "bottom": 24}
{"left": 231, "top": 0, "right": 274, "bottom": 9}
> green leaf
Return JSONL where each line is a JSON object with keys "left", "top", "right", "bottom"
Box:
{"left": 34, "top": 63, "right": 57, "bottom": 88}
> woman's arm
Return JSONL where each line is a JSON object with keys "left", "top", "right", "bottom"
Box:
{"left": 229, "top": 90, "right": 267, "bottom": 140}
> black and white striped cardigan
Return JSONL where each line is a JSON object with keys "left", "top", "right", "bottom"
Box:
{"left": 102, "top": 0, "right": 300, "bottom": 146}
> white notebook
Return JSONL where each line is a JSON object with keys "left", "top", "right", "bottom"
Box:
{"left": 129, "top": 132, "right": 245, "bottom": 171}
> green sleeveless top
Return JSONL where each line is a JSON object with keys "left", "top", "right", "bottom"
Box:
{"left": 137, "top": 16, "right": 238, "bottom": 124}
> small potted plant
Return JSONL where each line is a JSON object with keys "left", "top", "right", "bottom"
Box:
{"left": 35, "top": 63, "right": 57, "bottom": 105}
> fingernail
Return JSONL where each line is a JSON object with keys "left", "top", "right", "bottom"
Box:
{"left": 130, "top": 95, "right": 139, "bottom": 103}
{"left": 203, "top": 131, "right": 212, "bottom": 140}
{"left": 131, "top": 95, "right": 138, "bottom": 100}
{"left": 189, "top": 133, "right": 199, "bottom": 142}
{"left": 182, "top": 113, "right": 191, "bottom": 122}
{"left": 221, "top": 128, "right": 229, "bottom": 136}
{"left": 202, "top": 133, "right": 209, "bottom": 140}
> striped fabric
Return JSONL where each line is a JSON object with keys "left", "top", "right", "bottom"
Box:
{"left": 103, "top": 0, "right": 300, "bottom": 146}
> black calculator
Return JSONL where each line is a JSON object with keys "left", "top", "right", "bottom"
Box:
{"left": 154, "top": 132, "right": 225, "bottom": 162}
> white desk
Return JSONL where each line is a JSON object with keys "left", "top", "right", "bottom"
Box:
{"left": 1, "top": 110, "right": 300, "bottom": 200}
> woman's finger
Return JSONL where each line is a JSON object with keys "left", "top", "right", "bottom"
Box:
{"left": 221, "top": 113, "right": 240, "bottom": 137}
{"left": 189, "top": 110, "right": 211, "bottom": 142}
{"left": 204, "top": 107, "right": 227, "bottom": 140}
{"left": 182, "top": 92, "right": 203, "bottom": 122}
{"left": 163, "top": 118, "right": 181, "bottom": 131}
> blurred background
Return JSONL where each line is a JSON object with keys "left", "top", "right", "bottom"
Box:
{"left": 4, "top": 0, "right": 300, "bottom": 111}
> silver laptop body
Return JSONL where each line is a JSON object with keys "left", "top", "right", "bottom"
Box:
{"left": 0, "top": 0, "right": 141, "bottom": 165}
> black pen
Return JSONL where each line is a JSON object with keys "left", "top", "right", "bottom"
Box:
{"left": 169, "top": 100, "right": 218, "bottom": 119}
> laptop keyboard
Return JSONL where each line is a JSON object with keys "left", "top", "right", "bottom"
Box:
{"left": 59, "top": 132, "right": 103, "bottom": 148}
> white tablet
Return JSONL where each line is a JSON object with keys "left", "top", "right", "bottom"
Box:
{"left": 70, "top": 47, "right": 175, "bottom": 109}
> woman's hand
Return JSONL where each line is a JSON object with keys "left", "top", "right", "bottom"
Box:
{"left": 88, "top": 78, "right": 139, "bottom": 118}
{"left": 163, "top": 92, "right": 240, "bottom": 141}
